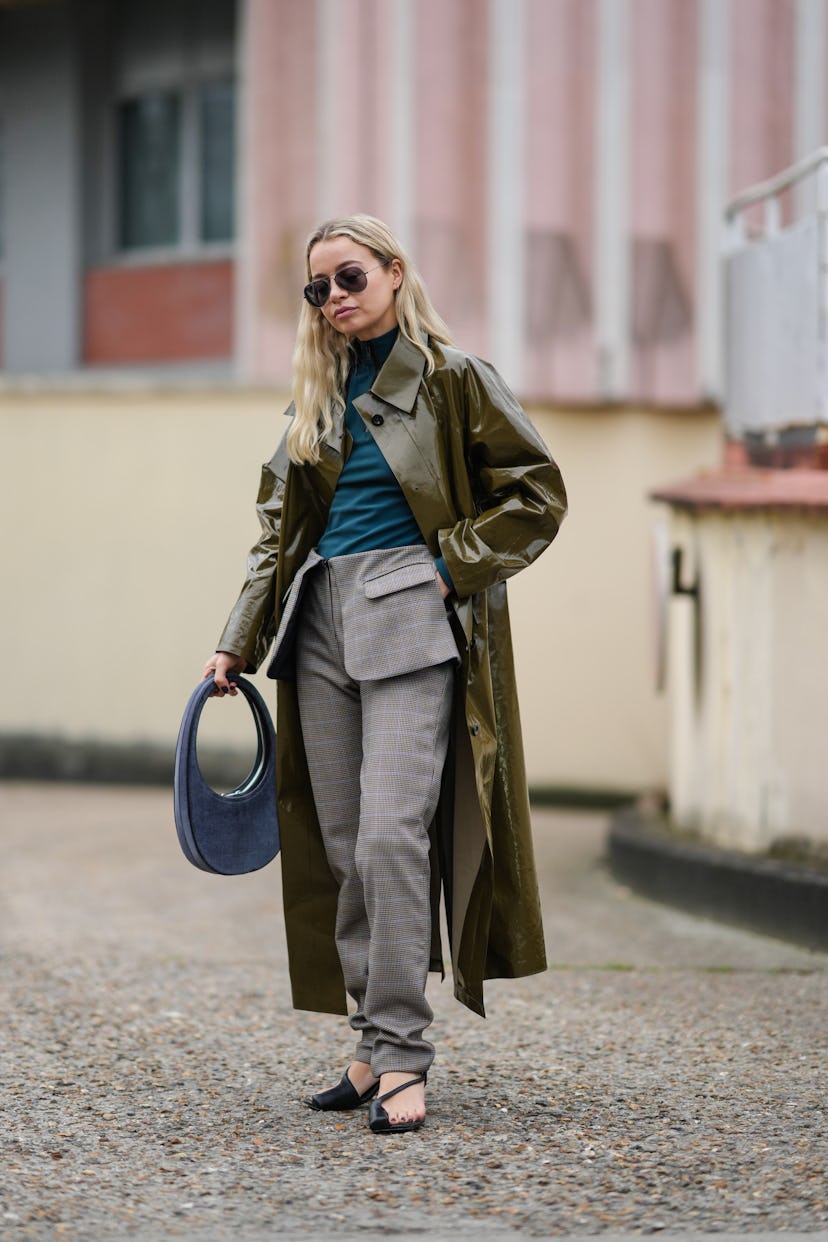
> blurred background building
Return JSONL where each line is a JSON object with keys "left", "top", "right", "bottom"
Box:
{"left": 1, "top": 0, "right": 827, "bottom": 861}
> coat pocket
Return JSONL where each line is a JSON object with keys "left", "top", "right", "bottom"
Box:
{"left": 363, "top": 560, "right": 438, "bottom": 599}
{"left": 345, "top": 558, "right": 458, "bottom": 681}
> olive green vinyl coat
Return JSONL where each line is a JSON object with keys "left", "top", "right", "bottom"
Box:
{"left": 217, "top": 332, "right": 567, "bottom": 1017}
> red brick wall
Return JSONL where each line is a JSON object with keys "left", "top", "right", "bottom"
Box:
{"left": 83, "top": 260, "right": 234, "bottom": 365}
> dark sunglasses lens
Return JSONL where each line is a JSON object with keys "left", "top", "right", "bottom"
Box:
{"left": 335, "top": 266, "right": 369, "bottom": 294}
{"left": 303, "top": 265, "right": 372, "bottom": 307}
{"left": 304, "top": 278, "right": 330, "bottom": 307}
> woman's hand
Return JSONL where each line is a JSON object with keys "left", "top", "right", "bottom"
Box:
{"left": 435, "top": 571, "right": 451, "bottom": 601}
{"left": 202, "top": 651, "right": 247, "bottom": 696}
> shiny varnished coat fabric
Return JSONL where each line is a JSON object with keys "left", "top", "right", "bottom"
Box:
{"left": 217, "top": 333, "right": 567, "bottom": 1017}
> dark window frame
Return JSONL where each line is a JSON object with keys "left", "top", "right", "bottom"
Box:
{"left": 0, "top": 114, "right": 5, "bottom": 265}
{"left": 113, "top": 72, "right": 236, "bottom": 263}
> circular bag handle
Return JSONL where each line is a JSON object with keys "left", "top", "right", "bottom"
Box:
{"left": 173, "top": 675, "right": 280, "bottom": 874}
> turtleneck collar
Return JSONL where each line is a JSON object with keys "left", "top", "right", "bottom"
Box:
{"left": 350, "top": 325, "right": 399, "bottom": 371}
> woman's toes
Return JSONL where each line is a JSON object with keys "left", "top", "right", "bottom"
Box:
{"left": 379, "top": 1075, "right": 426, "bottom": 1125}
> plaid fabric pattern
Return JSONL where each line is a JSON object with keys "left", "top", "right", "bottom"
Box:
{"left": 295, "top": 546, "right": 456, "bottom": 1074}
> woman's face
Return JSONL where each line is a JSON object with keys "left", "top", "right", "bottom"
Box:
{"left": 308, "top": 237, "right": 401, "bottom": 340}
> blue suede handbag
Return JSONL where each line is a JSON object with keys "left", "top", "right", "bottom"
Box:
{"left": 173, "top": 675, "right": 280, "bottom": 875}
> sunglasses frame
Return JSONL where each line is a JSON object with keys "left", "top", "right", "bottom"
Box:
{"left": 303, "top": 259, "right": 391, "bottom": 308}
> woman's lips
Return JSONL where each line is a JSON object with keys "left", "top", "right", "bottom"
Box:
{"left": 334, "top": 306, "right": 356, "bottom": 318}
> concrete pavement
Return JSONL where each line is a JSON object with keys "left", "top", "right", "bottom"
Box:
{"left": 1, "top": 782, "right": 826, "bottom": 1240}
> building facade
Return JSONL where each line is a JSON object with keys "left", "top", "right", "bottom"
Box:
{"left": 0, "top": 0, "right": 824, "bottom": 795}
{"left": 4, "top": 0, "right": 825, "bottom": 393}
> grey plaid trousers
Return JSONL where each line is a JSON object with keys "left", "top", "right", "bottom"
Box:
{"left": 291, "top": 545, "right": 458, "bottom": 1075}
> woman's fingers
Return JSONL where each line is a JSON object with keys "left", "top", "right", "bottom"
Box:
{"left": 202, "top": 652, "right": 243, "bottom": 696}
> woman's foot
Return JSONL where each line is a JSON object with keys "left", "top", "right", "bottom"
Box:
{"left": 304, "top": 1060, "right": 378, "bottom": 1111}
{"left": 346, "top": 1060, "right": 378, "bottom": 1096}
{"left": 375, "top": 1072, "right": 426, "bottom": 1127}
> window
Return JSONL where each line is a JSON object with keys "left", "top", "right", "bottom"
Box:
{"left": 200, "top": 79, "right": 235, "bottom": 243}
{"left": 0, "top": 117, "right": 5, "bottom": 261}
{"left": 119, "top": 93, "right": 181, "bottom": 249}
{"left": 117, "top": 80, "right": 235, "bottom": 253}
{"left": 112, "top": 0, "right": 237, "bottom": 256}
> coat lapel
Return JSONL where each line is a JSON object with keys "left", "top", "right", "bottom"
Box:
{"left": 354, "top": 332, "right": 474, "bottom": 647}
{"left": 353, "top": 333, "right": 451, "bottom": 524}
{"left": 302, "top": 401, "right": 347, "bottom": 509}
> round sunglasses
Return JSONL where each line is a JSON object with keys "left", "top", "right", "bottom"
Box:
{"left": 303, "top": 259, "right": 390, "bottom": 308}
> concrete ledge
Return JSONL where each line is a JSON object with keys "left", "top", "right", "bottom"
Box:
{"left": 0, "top": 733, "right": 251, "bottom": 791}
{"left": 609, "top": 809, "right": 828, "bottom": 952}
{"left": 0, "top": 733, "right": 643, "bottom": 813}
{"left": 651, "top": 464, "right": 828, "bottom": 512}
{"left": 529, "top": 785, "right": 637, "bottom": 810}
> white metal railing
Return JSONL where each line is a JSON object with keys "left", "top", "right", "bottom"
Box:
{"left": 725, "top": 146, "right": 828, "bottom": 228}
{"left": 724, "top": 148, "right": 828, "bottom": 438}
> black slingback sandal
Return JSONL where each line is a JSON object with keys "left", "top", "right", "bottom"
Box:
{"left": 368, "top": 1073, "right": 427, "bottom": 1134}
{"left": 305, "top": 1068, "right": 380, "bottom": 1112}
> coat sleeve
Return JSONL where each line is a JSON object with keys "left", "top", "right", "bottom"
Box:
{"left": 436, "top": 356, "right": 567, "bottom": 598}
{"left": 215, "top": 434, "right": 291, "bottom": 672}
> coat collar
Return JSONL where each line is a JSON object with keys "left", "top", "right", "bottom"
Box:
{"left": 302, "top": 331, "right": 429, "bottom": 494}
{"left": 370, "top": 330, "right": 428, "bottom": 414}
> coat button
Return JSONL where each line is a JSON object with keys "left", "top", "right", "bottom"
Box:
{"left": 371, "top": 414, "right": 384, "bottom": 426}
{"left": 470, "top": 722, "right": 480, "bottom": 736}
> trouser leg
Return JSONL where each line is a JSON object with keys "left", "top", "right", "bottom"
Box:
{"left": 357, "top": 660, "right": 453, "bottom": 1076}
{"left": 296, "top": 567, "right": 376, "bottom": 1065}
{"left": 295, "top": 550, "right": 455, "bottom": 1075}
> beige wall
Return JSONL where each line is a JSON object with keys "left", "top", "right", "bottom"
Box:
{"left": 0, "top": 389, "right": 721, "bottom": 792}
{"left": 515, "top": 404, "right": 720, "bottom": 788}
{"left": 667, "top": 508, "right": 828, "bottom": 850}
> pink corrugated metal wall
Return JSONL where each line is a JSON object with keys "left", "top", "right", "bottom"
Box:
{"left": 629, "top": 0, "right": 697, "bottom": 405}
{"left": 244, "top": 0, "right": 803, "bottom": 406}
{"left": 413, "top": 0, "right": 489, "bottom": 355}
{"left": 730, "top": 0, "right": 795, "bottom": 230}
{"left": 246, "top": 0, "right": 316, "bottom": 380}
{"left": 524, "top": 0, "right": 596, "bottom": 402}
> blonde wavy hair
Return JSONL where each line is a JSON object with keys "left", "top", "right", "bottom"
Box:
{"left": 286, "top": 214, "right": 453, "bottom": 465}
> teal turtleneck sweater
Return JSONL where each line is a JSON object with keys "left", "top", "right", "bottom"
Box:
{"left": 317, "top": 327, "right": 453, "bottom": 590}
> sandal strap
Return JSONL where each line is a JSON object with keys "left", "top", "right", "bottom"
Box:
{"left": 376, "top": 1073, "right": 426, "bottom": 1105}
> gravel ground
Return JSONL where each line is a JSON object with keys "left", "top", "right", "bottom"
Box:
{"left": 1, "top": 782, "right": 826, "bottom": 1241}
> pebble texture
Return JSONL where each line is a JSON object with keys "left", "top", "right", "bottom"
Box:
{"left": 1, "top": 783, "right": 826, "bottom": 1240}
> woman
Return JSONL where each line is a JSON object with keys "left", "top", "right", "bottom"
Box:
{"left": 204, "top": 214, "right": 566, "bottom": 1134}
